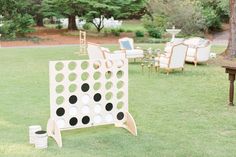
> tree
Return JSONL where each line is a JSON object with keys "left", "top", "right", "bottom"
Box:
{"left": 0, "top": 0, "right": 35, "bottom": 38}
{"left": 84, "top": 0, "right": 147, "bottom": 32}
{"left": 225, "top": 0, "right": 236, "bottom": 58}
{"left": 42, "top": 0, "right": 88, "bottom": 30}
{"left": 29, "top": 0, "right": 44, "bottom": 27}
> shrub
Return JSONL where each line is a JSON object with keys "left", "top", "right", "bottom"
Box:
{"left": 135, "top": 30, "right": 144, "bottom": 37}
{"left": 202, "top": 7, "right": 221, "bottom": 31}
{"left": 118, "top": 28, "right": 125, "bottom": 33}
{"left": 142, "top": 14, "right": 167, "bottom": 30}
{"left": 142, "top": 15, "right": 167, "bottom": 38}
{"left": 83, "top": 23, "right": 91, "bottom": 30}
{"left": 56, "top": 24, "right": 63, "bottom": 29}
{"left": 111, "top": 29, "right": 120, "bottom": 36}
{"left": 147, "top": 28, "right": 162, "bottom": 39}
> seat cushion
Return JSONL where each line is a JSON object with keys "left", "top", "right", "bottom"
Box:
{"left": 185, "top": 56, "right": 195, "bottom": 62}
{"left": 121, "top": 40, "right": 132, "bottom": 50}
{"left": 125, "top": 49, "right": 144, "bottom": 58}
{"left": 155, "top": 56, "right": 169, "bottom": 67}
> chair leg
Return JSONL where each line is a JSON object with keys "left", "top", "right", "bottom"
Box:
{"left": 166, "top": 69, "right": 170, "bottom": 75}
{"left": 181, "top": 67, "right": 184, "bottom": 71}
{"left": 194, "top": 61, "right": 197, "bottom": 67}
{"left": 155, "top": 66, "right": 158, "bottom": 72}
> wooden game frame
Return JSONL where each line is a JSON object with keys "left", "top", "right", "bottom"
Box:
{"left": 47, "top": 59, "right": 137, "bottom": 147}
{"left": 79, "top": 31, "right": 86, "bottom": 55}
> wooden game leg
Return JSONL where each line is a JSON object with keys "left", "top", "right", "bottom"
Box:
{"left": 47, "top": 118, "right": 62, "bottom": 147}
{"left": 115, "top": 112, "right": 137, "bottom": 136}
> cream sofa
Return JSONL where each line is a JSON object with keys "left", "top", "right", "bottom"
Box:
{"left": 184, "top": 37, "right": 211, "bottom": 66}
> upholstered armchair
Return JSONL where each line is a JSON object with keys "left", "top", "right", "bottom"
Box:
{"left": 118, "top": 37, "right": 144, "bottom": 59}
{"left": 184, "top": 37, "right": 212, "bottom": 66}
{"left": 155, "top": 43, "right": 188, "bottom": 75}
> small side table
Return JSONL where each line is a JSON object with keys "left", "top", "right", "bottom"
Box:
{"left": 222, "top": 65, "right": 236, "bottom": 106}
{"left": 141, "top": 48, "right": 159, "bottom": 75}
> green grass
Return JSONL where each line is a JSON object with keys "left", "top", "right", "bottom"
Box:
{"left": 0, "top": 44, "right": 235, "bottom": 157}
{"left": 120, "top": 20, "right": 146, "bottom": 32}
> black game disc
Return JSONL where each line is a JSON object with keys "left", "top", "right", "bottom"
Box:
{"left": 69, "top": 117, "right": 78, "bottom": 126}
{"left": 81, "top": 83, "right": 89, "bottom": 92}
{"left": 117, "top": 112, "right": 124, "bottom": 120}
{"left": 82, "top": 116, "right": 90, "bottom": 124}
{"left": 69, "top": 95, "right": 77, "bottom": 104}
{"left": 56, "top": 107, "right": 65, "bottom": 116}
{"left": 35, "top": 130, "right": 46, "bottom": 134}
{"left": 93, "top": 93, "right": 101, "bottom": 102}
{"left": 105, "top": 103, "right": 113, "bottom": 111}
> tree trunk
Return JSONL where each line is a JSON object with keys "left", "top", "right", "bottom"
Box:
{"left": 225, "top": 0, "right": 236, "bottom": 58}
{"left": 68, "top": 15, "right": 77, "bottom": 30}
{"left": 92, "top": 16, "right": 104, "bottom": 33}
{"left": 36, "top": 16, "right": 44, "bottom": 27}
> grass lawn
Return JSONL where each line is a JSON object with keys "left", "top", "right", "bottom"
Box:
{"left": 1, "top": 44, "right": 236, "bottom": 157}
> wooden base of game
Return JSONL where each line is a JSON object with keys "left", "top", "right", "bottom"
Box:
{"left": 47, "top": 112, "right": 137, "bottom": 147}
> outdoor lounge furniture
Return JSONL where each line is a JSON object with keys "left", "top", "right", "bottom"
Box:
{"left": 164, "top": 38, "right": 185, "bottom": 53}
{"left": 155, "top": 43, "right": 188, "bottom": 75}
{"left": 184, "top": 37, "right": 212, "bottom": 66}
{"left": 87, "top": 42, "right": 125, "bottom": 61}
{"left": 118, "top": 37, "right": 144, "bottom": 59}
{"left": 87, "top": 42, "right": 126, "bottom": 68}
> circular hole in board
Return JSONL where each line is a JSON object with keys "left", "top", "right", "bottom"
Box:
{"left": 56, "top": 119, "right": 65, "bottom": 128}
{"left": 105, "top": 103, "right": 113, "bottom": 111}
{"left": 69, "top": 84, "right": 77, "bottom": 93}
{"left": 105, "top": 71, "right": 112, "bottom": 79}
{"left": 93, "top": 115, "right": 102, "bottom": 124}
{"left": 56, "top": 85, "right": 64, "bottom": 94}
{"left": 82, "top": 95, "right": 90, "bottom": 104}
{"left": 117, "top": 101, "right": 124, "bottom": 109}
{"left": 105, "top": 114, "right": 113, "bottom": 123}
{"left": 68, "top": 62, "right": 77, "bottom": 70}
{"left": 69, "top": 117, "right": 78, "bottom": 126}
{"left": 55, "top": 62, "right": 64, "bottom": 71}
{"left": 82, "top": 116, "right": 90, "bottom": 125}
{"left": 117, "top": 81, "right": 124, "bottom": 89}
{"left": 117, "top": 91, "right": 124, "bottom": 99}
{"left": 56, "top": 107, "right": 65, "bottom": 116}
{"left": 117, "top": 112, "right": 124, "bottom": 120}
{"left": 81, "top": 83, "right": 90, "bottom": 92}
{"left": 105, "top": 81, "right": 113, "bottom": 90}
{"left": 93, "top": 82, "right": 101, "bottom": 91}
{"left": 81, "top": 61, "right": 89, "bottom": 70}
{"left": 81, "top": 72, "right": 89, "bottom": 81}
{"left": 93, "top": 61, "right": 101, "bottom": 69}
{"left": 93, "top": 93, "right": 102, "bottom": 102}
{"left": 94, "top": 104, "right": 102, "bottom": 113}
{"left": 116, "top": 70, "right": 124, "bottom": 79}
{"left": 68, "top": 73, "right": 77, "bottom": 81}
{"left": 69, "top": 106, "right": 78, "bottom": 116}
{"left": 93, "top": 71, "right": 101, "bottom": 80}
{"left": 105, "top": 60, "right": 113, "bottom": 68}
{"left": 55, "top": 73, "right": 64, "bottom": 82}
{"left": 105, "top": 92, "right": 113, "bottom": 101}
{"left": 69, "top": 95, "right": 77, "bottom": 104}
{"left": 56, "top": 96, "right": 64, "bottom": 105}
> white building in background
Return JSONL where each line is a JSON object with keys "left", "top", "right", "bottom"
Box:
{"left": 93, "top": 16, "right": 122, "bottom": 29}
{"left": 59, "top": 16, "right": 122, "bottom": 29}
